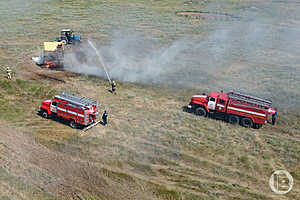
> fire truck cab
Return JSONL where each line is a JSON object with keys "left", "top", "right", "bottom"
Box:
{"left": 40, "top": 92, "right": 99, "bottom": 128}
{"left": 187, "top": 90, "right": 277, "bottom": 129}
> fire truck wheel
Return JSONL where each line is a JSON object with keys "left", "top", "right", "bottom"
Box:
{"left": 195, "top": 107, "right": 207, "bottom": 117}
{"left": 241, "top": 117, "right": 253, "bottom": 128}
{"left": 69, "top": 120, "right": 77, "bottom": 129}
{"left": 228, "top": 115, "right": 239, "bottom": 125}
{"left": 42, "top": 110, "right": 49, "bottom": 119}
{"left": 254, "top": 123, "right": 262, "bottom": 129}
{"left": 183, "top": 106, "right": 192, "bottom": 113}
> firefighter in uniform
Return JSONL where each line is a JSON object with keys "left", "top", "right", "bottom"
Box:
{"left": 6, "top": 67, "right": 12, "bottom": 80}
{"left": 111, "top": 80, "right": 116, "bottom": 94}
{"left": 102, "top": 110, "right": 108, "bottom": 126}
{"left": 272, "top": 111, "right": 277, "bottom": 125}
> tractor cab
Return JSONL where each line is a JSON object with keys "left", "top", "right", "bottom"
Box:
{"left": 59, "top": 29, "right": 81, "bottom": 45}
{"left": 61, "top": 29, "right": 73, "bottom": 44}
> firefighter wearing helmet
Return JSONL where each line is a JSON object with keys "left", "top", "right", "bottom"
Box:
{"left": 268, "top": 107, "right": 277, "bottom": 125}
{"left": 6, "top": 67, "right": 12, "bottom": 80}
{"left": 272, "top": 110, "right": 277, "bottom": 125}
{"left": 111, "top": 80, "right": 116, "bottom": 94}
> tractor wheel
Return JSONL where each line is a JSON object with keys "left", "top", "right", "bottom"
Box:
{"left": 195, "top": 107, "right": 207, "bottom": 117}
{"left": 69, "top": 120, "right": 77, "bottom": 129}
{"left": 228, "top": 115, "right": 239, "bottom": 125}
{"left": 42, "top": 110, "right": 49, "bottom": 119}
{"left": 241, "top": 117, "right": 253, "bottom": 128}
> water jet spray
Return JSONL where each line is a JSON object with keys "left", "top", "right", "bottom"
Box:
{"left": 88, "top": 40, "right": 112, "bottom": 83}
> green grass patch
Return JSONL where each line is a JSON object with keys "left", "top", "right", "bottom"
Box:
{"left": 151, "top": 184, "right": 183, "bottom": 200}
{"left": 128, "top": 161, "right": 156, "bottom": 176}
{"left": 237, "top": 155, "right": 250, "bottom": 169}
{"left": 100, "top": 168, "right": 135, "bottom": 183}
{"left": 0, "top": 80, "right": 18, "bottom": 95}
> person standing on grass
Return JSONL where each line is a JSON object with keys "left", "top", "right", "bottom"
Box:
{"left": 272, "top": 111, "right": 277, "bottom": 125}
{"left": 111, "top": 80, "right": 116, "bottom": 94}
{"left": 6, "top": 67, "right": 12, "bottom": 80}
{"left": 102, "top": 110, "right": 108, "bottom": 126}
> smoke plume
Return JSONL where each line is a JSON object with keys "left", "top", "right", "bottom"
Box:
{"left": 64, "top": 1, "right": 300, "bottom": 111}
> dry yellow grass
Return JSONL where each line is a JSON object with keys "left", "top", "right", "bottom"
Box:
{"left": 0, "top": 72, "right": 299, "bottom": 199}
{"left": 1, "top": 0, "right": 300, "bottom": 199}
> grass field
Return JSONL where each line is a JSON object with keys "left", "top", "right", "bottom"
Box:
{"left": 0, "top": 0, "right": 300, "bottom": 199}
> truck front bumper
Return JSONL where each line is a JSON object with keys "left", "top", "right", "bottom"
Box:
{"left": 185, "top": 103, "right": 194, "bottom": 113}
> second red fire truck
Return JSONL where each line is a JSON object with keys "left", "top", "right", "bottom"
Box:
{"left": 40, "top": 92, "right": 100, "bottom": 128}
{"left": 186, "top": 90, "right": 277, "bottom": 128}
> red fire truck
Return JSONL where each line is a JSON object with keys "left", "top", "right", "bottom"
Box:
{"left": 186, "top": 90, "right": 277, "bottom": 128}
{"left": 39, "top": 92, "right": 100, "bottom": 128}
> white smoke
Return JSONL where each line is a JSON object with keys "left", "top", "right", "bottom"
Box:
{"left": 64, "top": 31, "right": 192, "bottom": 83}
{"left": 65, "top": 21, "right": 274, "bottom": 85}
{"left": 64, "top": 2, "right": 300, "bottom": 111}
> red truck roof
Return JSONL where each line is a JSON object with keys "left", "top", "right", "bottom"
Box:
{"left": 208, "top": 91, "right": 228, "bottom": 100}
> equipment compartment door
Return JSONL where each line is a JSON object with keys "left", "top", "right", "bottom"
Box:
{"left": 208, "top": 97, "right": 216, "bottom": 110}
{"left": 50, "top": 101, "right": 57, "bottom": 113}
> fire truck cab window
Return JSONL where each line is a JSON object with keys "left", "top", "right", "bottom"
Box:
{"left": 210, "top": 97, "right": 216, "bottom": 102}
{"left": 219, "top": 99, "right": 225, "bottom": 104}
{"left": 51, "top": 101, "right": 57, "bottom": 106}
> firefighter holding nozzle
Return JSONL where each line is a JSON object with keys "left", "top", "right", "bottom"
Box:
{"left": 111, "top": 80, "right": 116, "bottom": 94}
{"left": 6, "top": 67, "right": 12, "bottom": 80}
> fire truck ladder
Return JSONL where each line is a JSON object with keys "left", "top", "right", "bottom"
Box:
{"left": 228, "top": 90, "right": 272, "bottom": 107}
{"left": 56, "top": 92, "right": 98, "bottom": 107}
